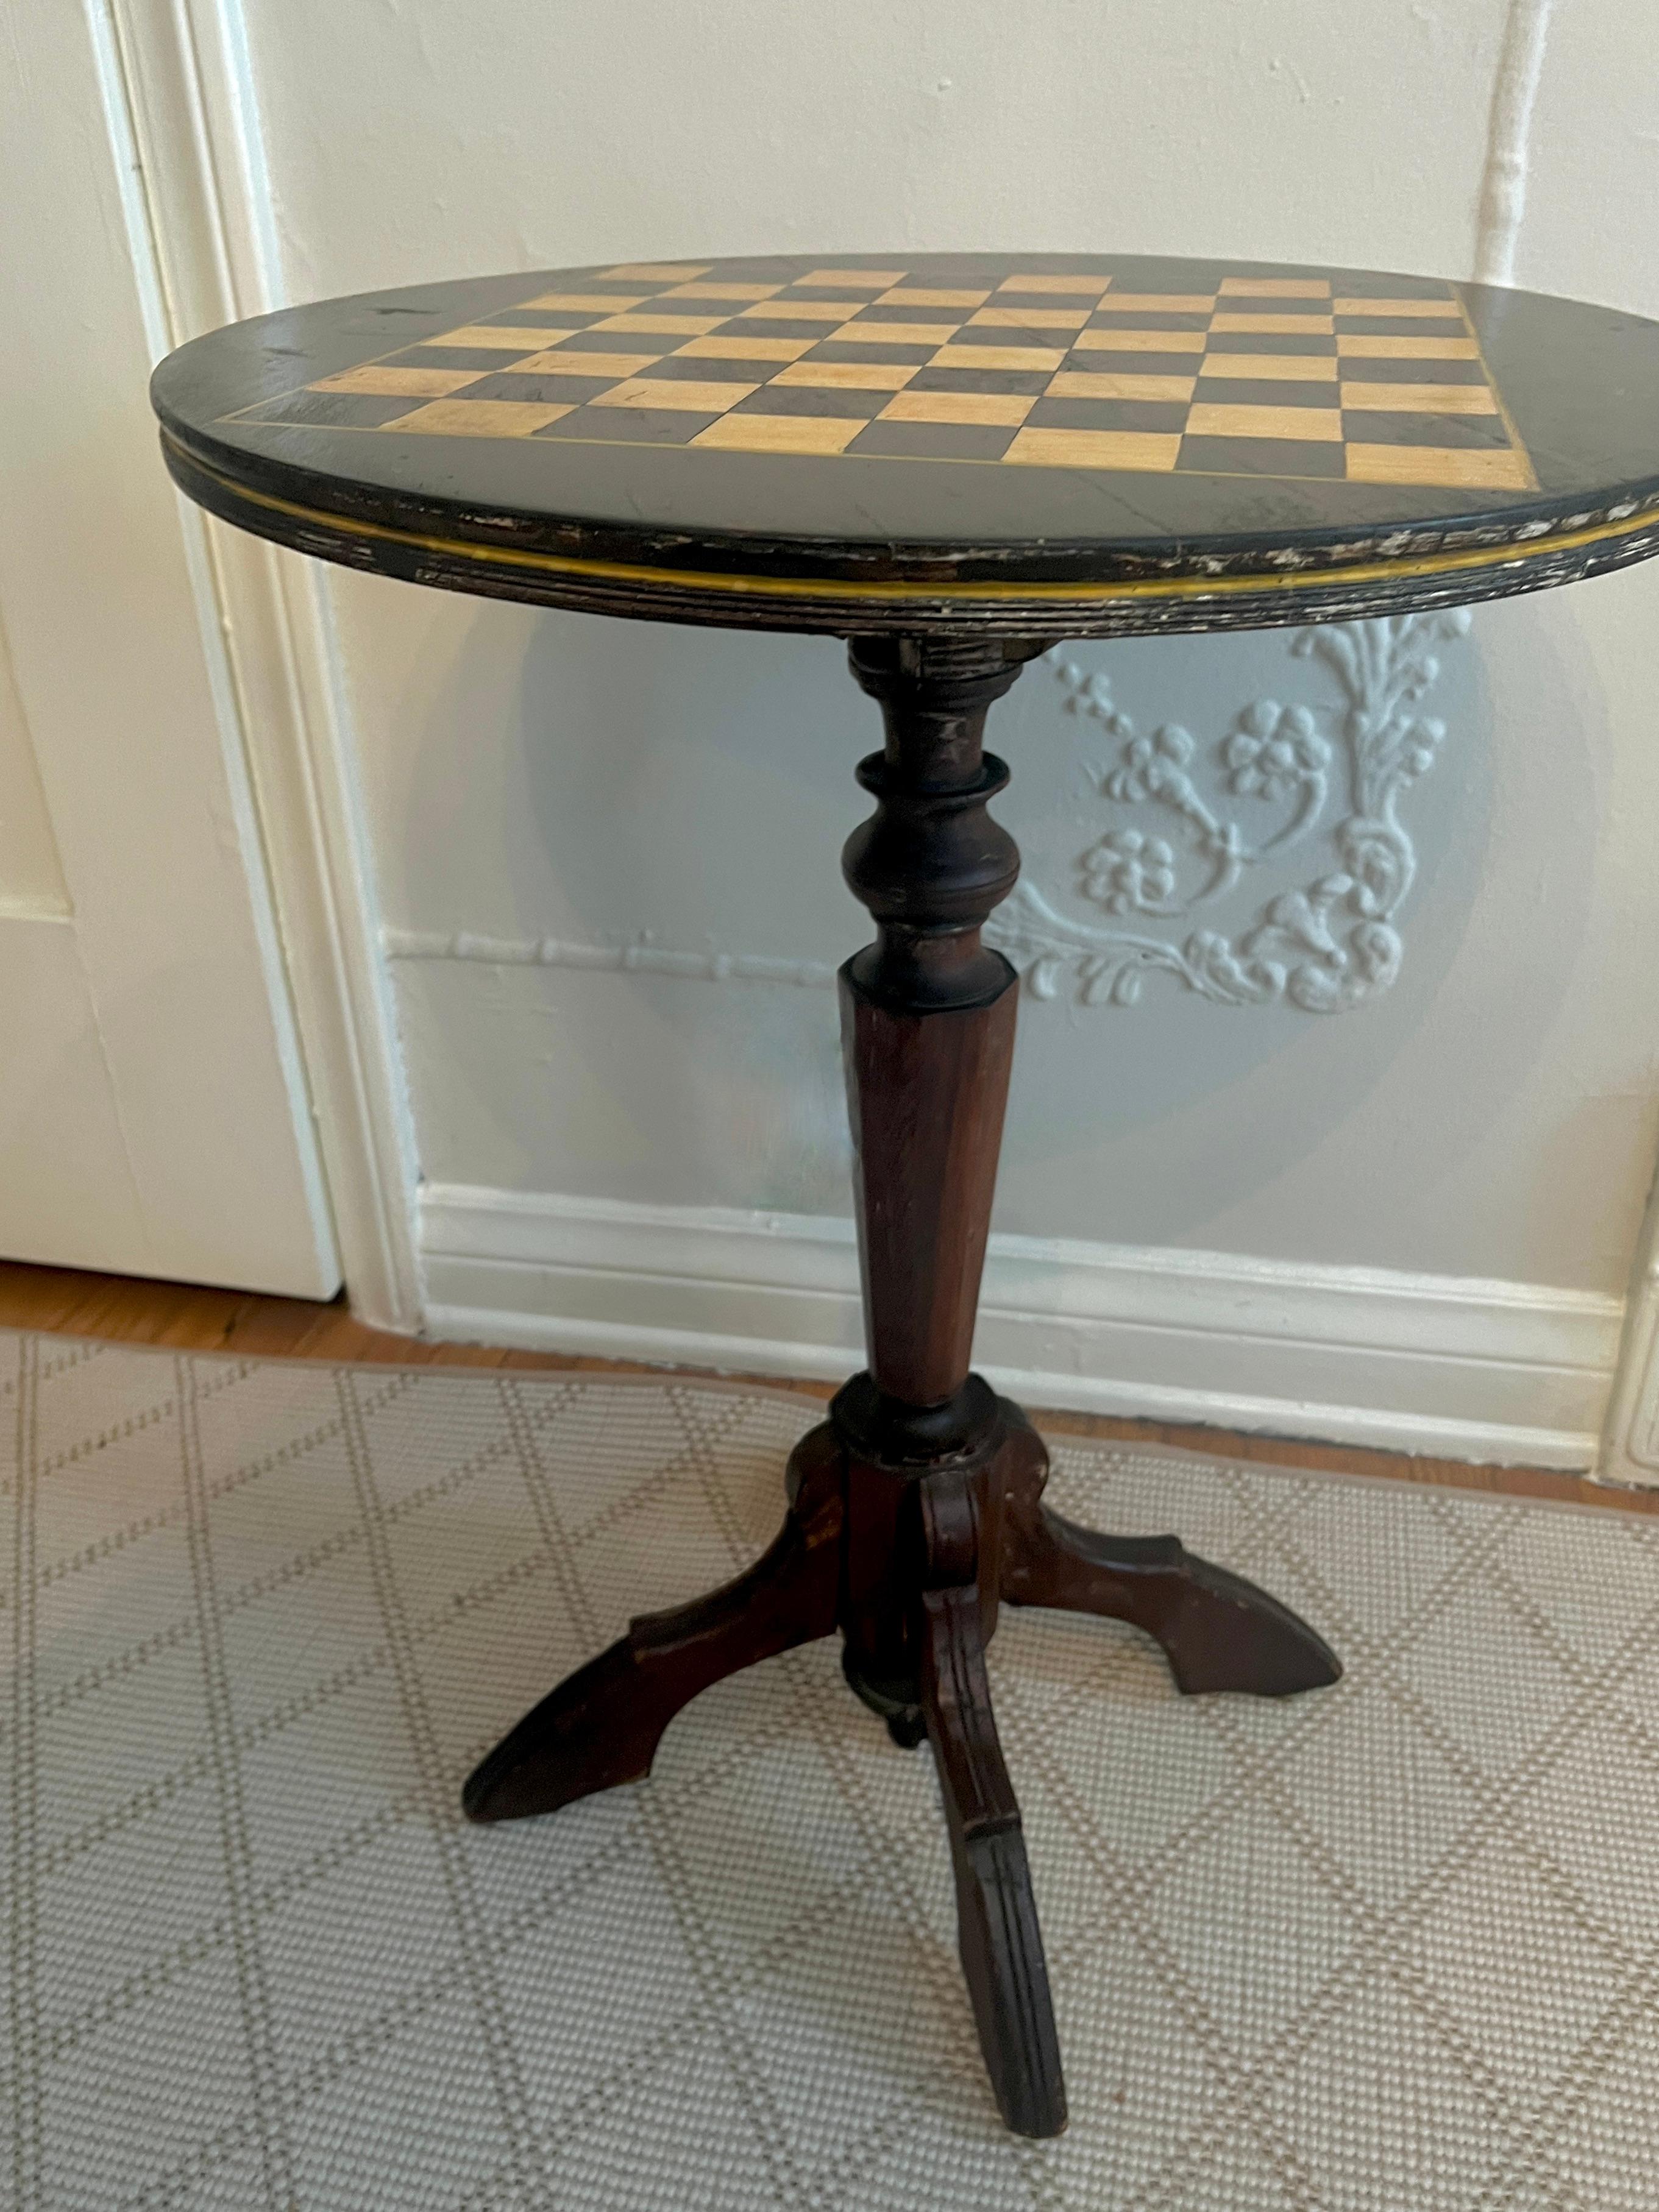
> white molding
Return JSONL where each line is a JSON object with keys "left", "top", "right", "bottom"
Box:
{"left": 420, "top": 1183, "right": 1623, "bottom": 1471}
{"left": 1596, "top": 1168, "right": 1659, "bottom": 1485}
{"left": 383, "top": 926, "right": 837, "bottom": 990}
{"left": 1474, "top": 0, "right": 1554, "bottom": 286}
{"left": 107, "top": 0, "right": 424, "bottom": 1328}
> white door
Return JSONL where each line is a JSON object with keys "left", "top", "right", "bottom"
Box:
{"left": 0, "top": 1, "right": 338, "bottom": 1297}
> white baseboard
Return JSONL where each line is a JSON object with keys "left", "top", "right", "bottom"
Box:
{"left": 417, "top": 1183, "right": 1627, "bottom": 1472}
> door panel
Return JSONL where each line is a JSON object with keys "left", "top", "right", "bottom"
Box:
{"left": 0, "top": 0, "right": 338, "bottom": 1296}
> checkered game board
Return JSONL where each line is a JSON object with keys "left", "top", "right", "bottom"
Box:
{"left": 234, "top": 258, "right": 1536, "bottom": 491}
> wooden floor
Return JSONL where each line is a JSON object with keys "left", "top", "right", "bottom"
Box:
{"left": 4, "top": 1257, "right": 1654, "bottom": 1518}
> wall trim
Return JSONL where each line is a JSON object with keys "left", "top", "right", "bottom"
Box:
{"left": 1474, "top": 0, "right": 1553, "bottom": 286}
{"left": 420, "top": 1182, "right": 1624, "bottom": 1472}
{"left": 1597, "top": 1158, "right": 1659, "bottom": 1485}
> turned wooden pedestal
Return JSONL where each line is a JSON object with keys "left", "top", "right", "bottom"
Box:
{"left": 460, "top": 636, "right": 1341, "bottom": 2137}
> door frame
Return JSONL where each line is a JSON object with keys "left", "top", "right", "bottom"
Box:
{"left": 97, "top": 0, "right": 423, "bottom": 1329}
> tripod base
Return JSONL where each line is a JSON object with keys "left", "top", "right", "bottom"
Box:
{"left": 463, "top": 1389, "right": 1339, "bottom": 2137}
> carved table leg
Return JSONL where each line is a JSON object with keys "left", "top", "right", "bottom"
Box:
{"left": 998, "top": 1405, "right": 1342, "bottom": 1696}
{"left": 463, "top": 1429, "right": 842, "bottom": 1821}
{"left": 917, "top": 1466, "right": 1065, "bottom": 2139}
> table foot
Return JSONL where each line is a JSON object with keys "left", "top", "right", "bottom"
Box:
{"left": 998, "top": 1409, "right": 1341, "bottom": 1697}
{"left": 918, "top": 1471, "right": 1066, "bottom": 2138}
{"left": 462, "top": 1429, "right": 843, "bottom": 1822}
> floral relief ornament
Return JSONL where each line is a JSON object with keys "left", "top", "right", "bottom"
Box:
{"left": 986, "top": 611, "right": 1470, "bottom": 1011}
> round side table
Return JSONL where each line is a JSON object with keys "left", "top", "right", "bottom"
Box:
{"left": 152, "top": 250, "right": 1659, "bottom": 2138}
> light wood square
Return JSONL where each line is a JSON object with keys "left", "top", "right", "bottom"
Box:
{"left": 659, "top": 283, "right": 784, "bottom": 301}
{"left": 313, "top": 366, "right": 484, "bottom": 398}
{"left": 879, "top": 390, "right": 1035, "bottom": 426}
{"left": 590, "top": 378, "right": 758, "bottom": 412}
{"left": 928, "top": 344, "right": 1067, "bottom": 372}
{"left": 503, "top": 350, "right": 663, "bottom": 378}
{"left": 673, "top": 335, "right": 817, "bottom": 362}
{"left": 691, "top": 413, "right": 864, "bottom": 453}
{"left": 506, "top": 347, "right": 663, "bottom": 378}
{"left": 1333, "top": 297, "right": 1463, "bottom": 317}
{"left": 772, "top": 360, "right": 918, "bottom": 391}
{"left": 1071, "top": 329, "right": 1207, "bottom": 354}
{"left": 593, "top": 313, "right": 731, "bottom": 336}
{"left": 795, "top": 269, "right": 906, "bottom": 286}
{"left": 969, "top": 307, "right": 1092, "bottom": 332}
{"left": 427, "top": 327, "right": 579, "bottom": 351}
{"left": 521, "top": 292, "right": 651, "bottom": 313}
{"left": 738, "top": 300, "right": 863, "bottom": 322}
{"left": 1339, "top": 381, "right": 1497, "bottom": 414}
{"left": 1346, "top": 442, "right": 1530, "bottom": 488}
{"left": 1336, "top": 335, "right": 1480, "bottom": 360}
{"left": 875, "top": 288, "right": 990, "bottom": 308}
{"left": 599, "top": 263, "right": 711, "bottom": 280}
{"left": 1047, "top": 371, "right": 1196, "bottom": 402}
{"left": 829, "top": 321, "right": 962, "bottom": 347}
{"left": 1210, "top": 313, "right": 1336, "bottom": 335}
{"left": 1004, "top": 426, "right": 1181, "bottom": 471}
{"left": 392, "top": 399, "right": 572, "bottom": 436}
{"left": 1218, "top": 277, "right": 1331, "bottom": 297}
{"left": 1197, "top": 353, "right": 1338, "bottom": 381}
{"left": 996, "top": 274, "right": 1112, "bottom": 296}
{"left": 1185, "top": 403, "right": 1343, "bottom": 441}
{"left": 1092, "top": 294, "right": 1217, "bottom": 314}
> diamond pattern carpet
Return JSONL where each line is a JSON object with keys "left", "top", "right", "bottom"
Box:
{"left": 5, "top": 1331, "right": 1659, "bottom": 2210}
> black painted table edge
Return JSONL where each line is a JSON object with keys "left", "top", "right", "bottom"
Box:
{"left": 158, "top": 424, "right": 1659, "bottom": 638}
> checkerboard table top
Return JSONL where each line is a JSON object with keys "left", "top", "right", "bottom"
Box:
{"left": 152, "top": 252, "right": 1659, "bottom": 637}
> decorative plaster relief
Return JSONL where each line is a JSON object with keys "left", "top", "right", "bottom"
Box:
{"left": 385, "top": 615, "right": 1470, "bottom": 1016}
{"left": 995, "top": 612, "right": 1470, "bottom": 1010}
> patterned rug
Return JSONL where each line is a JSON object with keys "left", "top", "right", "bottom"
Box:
{"left": 5, "top": 1332, "right": 1658, "bottom": 2211}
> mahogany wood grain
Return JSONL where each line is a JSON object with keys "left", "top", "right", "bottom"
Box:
{"left": 463, "top": 1425, "right": 842, "bottom": 1822}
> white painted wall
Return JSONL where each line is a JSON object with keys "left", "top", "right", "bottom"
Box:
{"left": 218, "top": 0, "right": 1659, "bottom": 1463}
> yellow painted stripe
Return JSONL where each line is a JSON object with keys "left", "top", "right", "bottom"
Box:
{"left": 163, "top": 433, "right": 1659, "bottom": 609}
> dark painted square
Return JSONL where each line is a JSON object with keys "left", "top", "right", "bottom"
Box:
{"left": 1204, "top": 330, "right": 1338, "bottom": 356}
{"left": 730, "top": 384, "right": 884, "bottom": 419}
{"left": 845, "top": 419, "right": 1019, "bottom": 462}
{"left": 627, "top": 355, "right": 769, "bottom": 385}
{"left": 1331, "top": 275, "right": 1458, "bottom": 300}
{"left": 244, "top": 389, "right": 424, "bottom": 429}
{"left": 476, "top": 308, "right": 601, "bottom": 329}
{"left": 906, "top": 364, "right": 1054, "bottom": 395}
{"left": 1341, "top": 409, "right": 1512, "bottom": 448}
{"left": 1109, "top": 258, "right": 1233, "bottom": 291}
{"left": 1189, "top": 377, "right": 1339, "bottom": 408}
{"left": 385, "top": 346, "right": 539, "bottom": 372}
{"left": 553, "top": 328, "right": 671, "bottom": 355}
{"left": 803, "top": 339, "right": 941, "bottom": 366}
{"left": 847, "top": 303, "right": 972, "bottom": 327}
{"left": 733, "top": 319, "right": 866, "bottom": 343}
{"left": 1062, "top": 350, "right": 1207, "bottom": 379}
{"left": 773, "top": 277, "right": 892, "bottom": 293}
{"left": 1025, "top": 396, "right": 1191, "bottom": 433}
{"left": 531, "top": 406, "right": 714, "bottom": 444}
{"left": 494, "top": 310, "right": 610, "bottom": 329}
{"left": 941, "top": 325, "right": 1068, "bottom": 352}
{"left": 455, "top": 372, "right": 622, "bottom": 405}
{"left": 1176, "top": 434, "right": 1346, "bottom": 478}
{"left": 1081, "top": 311, "right": 1212, "bottom": 331}
{"left": 1333, "top": 316, "right": 1467, "bottom": 340}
